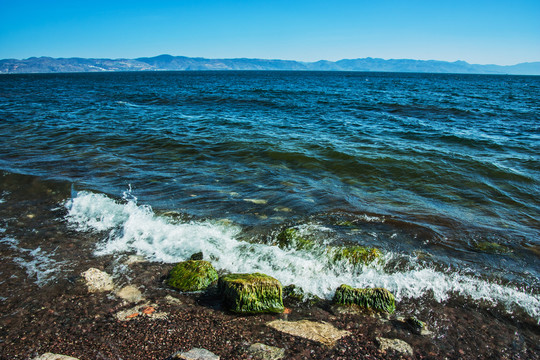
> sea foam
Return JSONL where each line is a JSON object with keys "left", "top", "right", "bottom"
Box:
{"left": 65, "top": 190, "right": 540, "bottom": 321}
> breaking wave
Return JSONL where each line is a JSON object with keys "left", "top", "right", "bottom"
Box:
{"left": 65, "top": 190, "right": 540, "bottom": 321}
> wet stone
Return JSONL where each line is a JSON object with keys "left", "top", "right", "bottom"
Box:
{"left": 247, "top": 343, "right": 286, "bottom": 360}
{"left": 168, "top": 348, "right": 220, "bottom": 360}
{"left": 376, "top": 337, "right": 413, "bottom": 356}
{"left": 116, "top": 285, "right": 144, "bottom": 303}
{"left": 81, "top": 268, "right": 114, "bottom": 293}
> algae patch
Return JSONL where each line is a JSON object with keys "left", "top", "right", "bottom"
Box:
{"left": 333, "top": 284, "right": 396, "bottom": 313}
{"left": 167, "top": 260, "right": 218, "bottom": 292}
{"left": 219, "top": 273, "right": 284, "bottom": 314}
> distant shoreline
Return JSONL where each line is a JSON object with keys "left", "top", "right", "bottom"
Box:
{"left": 1, "top": 54, "right": 539, "bottom": 75}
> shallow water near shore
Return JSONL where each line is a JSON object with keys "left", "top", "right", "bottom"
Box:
{"left": 0, "top": 71, "right": 539, "bottom": 327}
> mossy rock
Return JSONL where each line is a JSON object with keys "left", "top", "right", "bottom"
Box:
{"left": 333, "top": 284, "right": 396, "bottom": 313}
{"left": 283, "top": 284, "right": 322, "bottom": 306}
{"left": 167, "top": 260, "right": 218, "bottom": 292}
{"left": 329, "top": 245, "right": 382, "bottom": 266}
{"left": 275, "top": 227, "right": 316, "bottom": 251}
{"left": 474, "top": 241, "right": 512, "bottom": 254}
{"left": 219, "top": 273, "right": 284, "bottom": 314}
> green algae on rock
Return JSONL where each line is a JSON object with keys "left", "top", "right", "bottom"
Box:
{"left": 333, "top": 284, "right": 396, "bottom": 313}
{"left": 283, "top": 284, "right": 321, "bottom": 306}
{"left": 275, "top": 227, "right": 316, "bottom": 251}
{"left": 474, "top": 241, "right": 512, "bottom": 254}
{"left": 167, "top": 260, "right": 218, "bottom": 292}
{"left": 328, "top": 245, "right": 382, "bottom": 266}
{"left": 219, "top": 273, "right": 284, "bottom": 314}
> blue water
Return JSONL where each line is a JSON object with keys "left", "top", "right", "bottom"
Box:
{"left": 1, "top": 71, "right": 539, "bottom": 319}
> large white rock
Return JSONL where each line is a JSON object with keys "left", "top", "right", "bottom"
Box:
{"left": 81, "top": 268, "right": 114, "bottom": 292}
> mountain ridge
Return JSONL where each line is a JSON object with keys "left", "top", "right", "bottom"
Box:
{"left": 1, "top": 55, "right": 539, "bottom": 75}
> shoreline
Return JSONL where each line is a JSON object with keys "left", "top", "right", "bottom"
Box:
{"left": 0, "top": 172, "right": 539, "bottom": 359}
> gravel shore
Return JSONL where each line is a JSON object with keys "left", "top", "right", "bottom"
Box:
{"left": 0, "top": 174, "right": 538, "bottom": 360}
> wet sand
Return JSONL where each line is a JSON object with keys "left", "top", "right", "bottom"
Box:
{"left": 0, "top": 173, "right": 538, "bottom": 359}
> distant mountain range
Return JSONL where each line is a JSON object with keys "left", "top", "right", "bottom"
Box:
{"left": 1, "top": 54, "right": 539, "bottom": 75}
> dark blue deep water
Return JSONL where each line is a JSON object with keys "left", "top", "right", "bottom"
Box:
{"left": 1, "top": 71, "right": 539, "bottom": 320}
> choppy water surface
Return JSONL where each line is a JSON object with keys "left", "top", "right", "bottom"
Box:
{"left": 0, "top": 71, "right": 539, "bottom": 320}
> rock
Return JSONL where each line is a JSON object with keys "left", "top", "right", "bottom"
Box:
{"left": 33, "top": 354, "right": 80, "bottom": 360}
{"left": 283, "top": 284, "right": 321, "bottom": 306}
{"left": 167, "top": 260, "right": 218, "bottom": 292}
{"left": 124, "top": 255, "right": 146, "bottom": 265}
{"left": 333, "top": 284, "right": 396, "bottom": 313}
{"left": 116, "top": 285, "right": 144, "bottom": 303}
{"left": 267, "top": 319, "right": 350, "bottom": 346}
{"left": 165, "top": 295, "right": 183, "bottom": 305}
{"left": 328, "top": 245, "right": 382, "bottom": 266}
{"left": 247, "top": 343, "right": 285, "bottom": 360}
{"left": 189, "top": 251, "right": 204, "bottom": 260}
{"left": 376, "top": 337, "right": 413, "bottom": 356}
{"left": 219, "top": 273, "right": 284, "bottom": 314}
{"left": 275, "top": 227, "right": 315, "bottom": 250}
{"left": 399, "top": 316, "right": 432, "bottom": 336}
{"left": 81, "top": 268, "right": 114, "bottom": 293}
{"left": 168, "top": 348, "right": 220, "bottom": 360}
{"left": 474, "top": 241, "right": 512, "bottom": 254}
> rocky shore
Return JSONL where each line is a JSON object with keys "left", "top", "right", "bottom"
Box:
{"left": 0, "top": 173, "right": 539, "bottom": 359}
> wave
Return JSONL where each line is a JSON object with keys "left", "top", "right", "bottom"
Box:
{"left": 65, "top": 190, "right": 540, "bottom": 322}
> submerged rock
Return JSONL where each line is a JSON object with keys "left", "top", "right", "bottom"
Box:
{"left": 333, "top": 284, "right": 396, "bottom": 313}
{"left": 376, "top": 337, "right": 413, "bottom": 356}
{"left": 474, "top": 241, "right": 512, "bottom": 254}
{"left": 247, "top": 343, "right": 285, "bottom": 360}
{"left": 267, "top": 319, "right": 350, "bottom": 347}
{"left": 81, "top": 268, "right": 114, "bottom": 293}
{"left": 328, "top": 245, "right": 382, "bottom": 266}
{"left": 219, "top": 273, "right": 284, "bottom": 314}
{"left": 167, "top": 260, "right": 218, "bottom": 292}
{"left": 116, "top": 285, "right": 144, "bottom": 303}
{"left": 275, "top": 227, "right": 315, "bottom": 250}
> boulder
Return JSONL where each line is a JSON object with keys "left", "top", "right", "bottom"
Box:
{"left": 247, "top": 343, "right": 285, "bottom": 360}
{"left": 81, "top": 268, "right": 114, "bottom": 293}
{"left": 267, "top": 319, "right": 350, "bottom": 347}
{"left": 333, "top": 284, "right": 396, "bottom": 313}
{"left": 219, "top": 273, "right": 284, "bottom": 314}
{"left": 167, "top": 260, "right": 218, "bottom": 292}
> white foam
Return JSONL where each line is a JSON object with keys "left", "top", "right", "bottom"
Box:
{"left": 65, "top": 191, "right": 540, "bottom": 322}
{"left": 0, "top": 236, "right": 67, "bottom": 287}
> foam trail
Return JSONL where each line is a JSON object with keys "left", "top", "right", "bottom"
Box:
{"left": 0, "top": 236, "right": 67, "bottom": 287}
{"left": 65, "top": 191, "right": 540, "bottom": 321}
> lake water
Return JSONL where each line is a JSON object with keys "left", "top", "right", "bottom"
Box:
{"left": 0, "top": 71, "right": 538, "bottom": 322}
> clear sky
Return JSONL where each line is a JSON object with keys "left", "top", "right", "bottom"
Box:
{"left": 1, "top": 0, "right": 539, "bottom": 65}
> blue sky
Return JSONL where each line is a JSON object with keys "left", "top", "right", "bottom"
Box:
{"left": 1, "top": 0, "right": 539, "bottom": 65}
